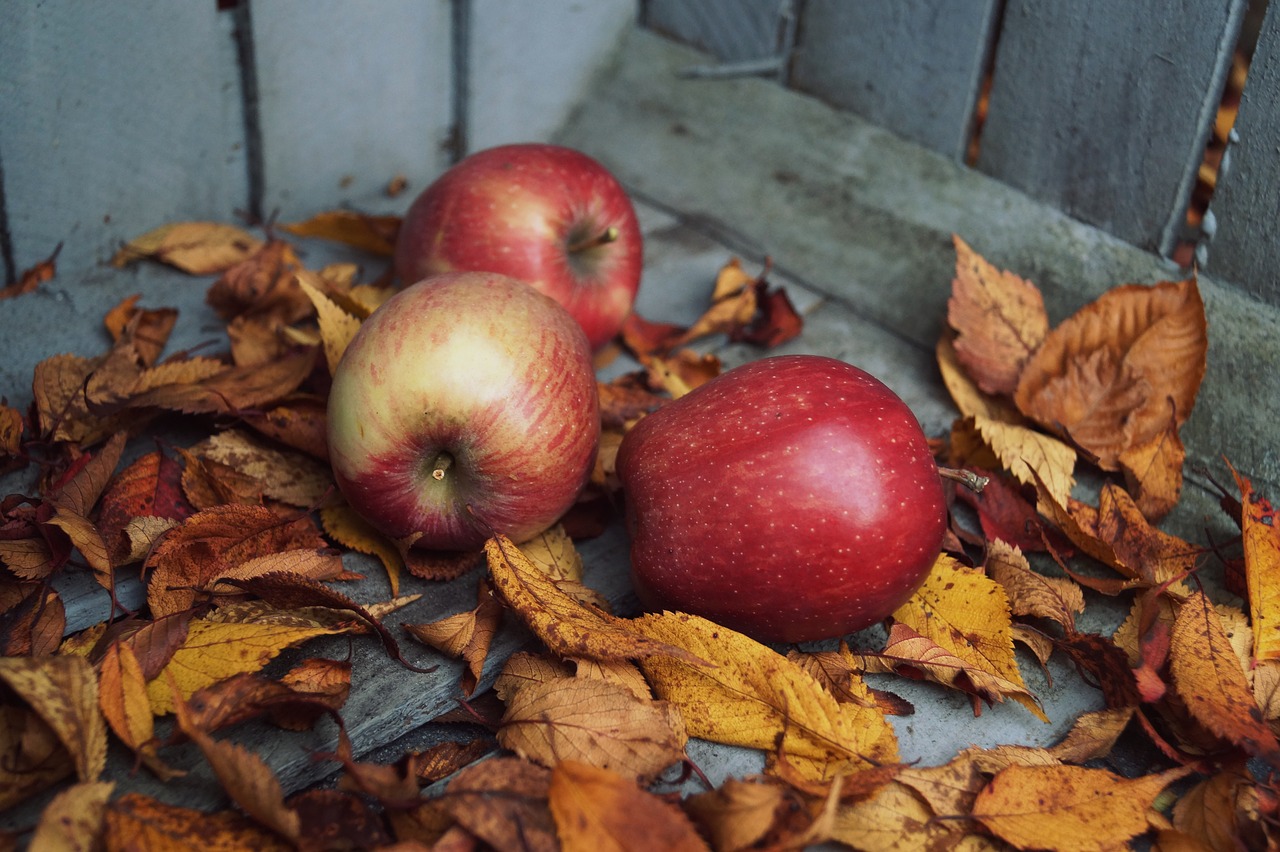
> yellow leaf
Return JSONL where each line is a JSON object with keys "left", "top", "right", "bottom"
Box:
{"left": 684, "top": 778, "right": 787, "bottom": 852}
{"left": 321, "top": 503, "right": 403, "bottom": 595}
{"left": 519, "top": 523, "right": 584, "bottom": 583}
{"left": 146, "top": 619, "right": 344, "bottom": 714}
{"left": 962, "top": 414, "right": 1077, "bottom": 510}
{"left": 113, "top": 221, "right": 263, "bottom": 274}
{"left": 0, "top": 655, "right": 106, "bottom": 782}
{"left": 548, "top": 760, "right": 710, "bottom": 852}
{"left": 498, "top": 674, "right": 687, "bottom": 783}
{"left": 279, "top": 209, "right": 400, "bottom": 256}
{"left": 972, "top": 764, "right": 1191, "bottom": 852}
{"left": 485, "top": 535, "right": 703, "bottom": 665}
{"left": 1047, "top": 707, "right": 1137, "bottom": 764}
{"left": 891, "top": 555, "right": 1046, "bottom": 721}
{"left": 104, "top": 793, "right": 293, "bottom": 851}
{"left": 1232, "top": 465, "right": 1280, "bottom": 662}
{"left": 986, "top": 540, "right": 1084, "bottom": 633}
{"left": 98, "top": 642, "right": 180, "bottom": 778}
{"left": 936, "top": 332, "right": 1026, "bottom": 423}
{"left": 30, "top": 781, "right": 115, "bottom": 851}
{"left": 830, "top": 780, "right": 956, "bottom": 851}
{"left": 297, "top": 270, "right": 363, "bottom": 375}
{"left": 632, "top": 611, "right": 898, "bottom": 782}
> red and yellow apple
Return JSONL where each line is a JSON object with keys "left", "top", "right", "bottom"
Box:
{"left": 327, "top": 271, "right": 600, "bottom": 551}
{"left": 393, "top": 143, "right": 643, "bottom": 351}
{"left": 616, "top": 355, "right": 947, "bottom": 643}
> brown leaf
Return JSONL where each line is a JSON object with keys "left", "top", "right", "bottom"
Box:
{"left": 105, "top": 792, "right": 292, "bottom": 850}
{"left": 178, "top": 660, "right": 349, "bottom": 736}
{"left": 1014, "top": 277, "right": 1206, "bottom": 469}
{"left": 485, "top": 534, "right": 702, "bottom": 665}
{"left": 114, "top": 222, "right": 264, "bottom": 274}
{"left": 104, "top": 295, "right": 178, "bottom": 367}
{"left": 98, "top": 642, "right": 181, "bottom": 779}
{"left": 29, "top": 781, "right": 114, "bottom": 850}
{"left": 1170, "top": 590, "right": 1280, "bottom": 765}
{"left": 114, "top": 346, "right": 317, "bottom": 417}
{"left": 441, "top": 757, "right": 558, "bottom": 852}
{"left": 1119, "top": 406, "right": 1186, "bottom": 522}
{"left": 947, "top": 235, "right": 1050, "bottom": 395}
{"left": 1047, "top": 706, "right": 1137, "bottom": 764}
{"left": 1232, "top": 465, "right": 1280, "bottom": 663}
{"left": 188, "top": 429, "right": 333, "bottom": 509}
{"left": 684, "top": 777, "right": 789, "bottom": 852}
{"left": 1055, "top": 631, "right": 1143, "bottom": 710}
{"left": 0, "top": 586, "right": 65, "bottom": 656}
{"left": 241, "top": 396, "right": 331, "bottom": 461}
{"left": 549, "top": 760, "right": 710, "bottom": 852}
{"left": 829, "top": 779, "right": 957, "bottom": 850}
{"left": 412, "top": 739, "right": 496, "bottom": 785}
{"left": 633, "top": 611, "right": 898, "bottom": 782}
{"left": 936, "top": 330, "right": 1026, "bottom": 423}
{"left": 205, "top": 239, "right": 307, "bottom": 322}
{"left": 297, "top": 269, "right": 363, "bottom": 375}
{"left": 972, "top": 764, "right": 1191, "bottom": 851}
{"left": 0, "top": 703, "right": 75, "bottom": 809}
{"left": 986, "top": 539, "right": 1085, "bottom": 633}
{"left": 97, "top": 447, "right": 191, "bottom": 564}
{"left": 0, "top": 242, "right": 59, "bottom": 300}
{"left": 0, "top": 655, "right": 106, "bottom": 782}
{"left": 597, "top": 378, "right": 669, "bottom": 430}
{"left": 280, "top": 209, "right": 401, "bottom": 256}
{"left": 405, "top": 578, "right": 502, "bottom": 695}
{"left": 498, "top": 673, "right": 687, "bottom": 784}
{"left": 288, "top": 788, "right": 395, "bottom": 851}
{"left": 1172, "top": 765, "right": 1267, "bottom": 852}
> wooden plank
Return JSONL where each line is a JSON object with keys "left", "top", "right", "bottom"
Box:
{"left": 0, "top": 1, "right": 248, "bottom": 280}
{"left": 250, "top": 0, "right": 454, "bottom": 220}
{"left": 466, "top": 0, "right": 636, "bottom": 151}
{"left": 976, "top": 0, "right": 1246, "bottom": 254}
{"left": 789, "top": 0, "right": 999, "bottom": 162}
{"left": 1204, "top": 2, "right": 1280, "bottom": 305}
{"left": 642, "top": 0, "right": 789, "bottom": 63}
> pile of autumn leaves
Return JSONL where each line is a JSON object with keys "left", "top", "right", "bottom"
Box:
{"left": 0, "top": 218, "right": 1276, "bottom": 850}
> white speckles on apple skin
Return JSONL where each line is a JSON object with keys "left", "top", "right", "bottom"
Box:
{"left": 617, "top": 354, "right": 947, "bottom": 644}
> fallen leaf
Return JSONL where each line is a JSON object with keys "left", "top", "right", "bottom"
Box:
{"left": 405, "top": 578, "right": 502, "bottom": 695}
{"left": 114, "top": 221, "right": 264, "bottom": 274}
{"left": 947, "top": 235, "right": 1049, "bottom": 395}
{"left": 890, "top": 555, "right": 1046, "bottom": 721}
{"left": 190, "top": 429, "right": 333, "bottom": 509}
{"left": 548, "top": 760, "right": 710, "bottom": 852}
{"left": 972, "top": 764, "right": 1191, "bottom": 851}
{"left": 1047, "top": 706, "right": 1137, "bottom": 763}
{"left": 441, "top": 757, "right": 557, "bottom": 852}
{"left": 204, "top": 239, "right": 307, "bottom": 323}
{"left": 936, "top": 331, "right": 1026, "bottom": 424}
{"left": 28, "top": 780, "right": 114, "bottom": 850}
{"left": 519, "top": 523, "right": 584, "bottom": 583}
{"left": 321, "top": 503, "right": 403, "bottom": 594}
{"left": 953, "top": 414, "right": 1076, "bottom": 510}
{"left": 632, "top": 610, "right": 898, "bottom": 781}
{"left": 0, "top": 242, "right": 60, "bottom": 300}
{"left": 280, "top": 209, "right": 401, "bottom": 256}
{"left": 498, "top": 673, "right": 687, "bottom": 783}
{"left": 0, "top": 586, "right": 65, "bottom": 656}
{"left": 597, "top": 379, "right": 669, "bottom": 429}
{"left": 684, "top": 777, "right": 788, "bottom": 852}
{"left": 103, "top": 295, "right": 179, "bottom": 367}
{"left": 0, "top": 703, "right": 75, "bottom": 809}
{"left": 1231, "top": 465, "right": 1280, "bottom": 663}
{"left": 1119, "top": 408, "right": 1186, "bottom": 522}
{"left": 297, "top": 269, "right": 363, "bottom": 375}
{"left": 1172, "top": 764, "right": 1267, "bottom": 852}
{"left": 0, "top": 655, "right": 106, "bottom": 783}
{"left": 1170, "top": 591, "right": 1280, "bottom": 766}
{"left": 178, "top": 661, "right": 349, "bottom": 736}
{"left": 98, "top": 641, "right": 180, "bottom": 779}
{"left": 829, "top": 779, "right": 957, "bottom": 851}
{"left": 485, "top": 534, "right": 702, "bottom": 665}
{"left": 288, "top": 788, "right": 395, "bottom": 850}
{"left": 986, "top": 539, "right": 1084, "bottom": 633}
{"left": 97, "top": 447, "right": 191, "bottom": 564}
{"left": 104, "top": 793, "right": 292, "bottom": 851}
{"left": 1014, "top": 277, "right": 1206, "bottom": 470}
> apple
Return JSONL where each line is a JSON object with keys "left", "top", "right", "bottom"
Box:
{"left": 326, "top": 271, "right": 600, "bottom": 551}
{"left": 616, "top": 354, "right": 947, "bottom": 644}
{"left": 394, "top": 143, "right": 643, "bottom": 351}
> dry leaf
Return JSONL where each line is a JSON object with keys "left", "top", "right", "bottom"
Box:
{"left": 0, "top": 242, "right": 59, "bottom": 300}
{"left": 829, "top": 780, "right": 956, "bottom": 851}
{"left": 205, "top": 239, "right": 308, "bottom": 323}
{"left": 1014, "top": 277, "right": 1206, "bottom": 470}
{"left": 1231, "top": 465, "right": 1280, "bottom": 662}
{"left": 549, "top": 760, "right": 710, "bottom": 852}
{"left": 632, "top": 610, "right": 898, "bottom": 781}
{"left": 405, "top": 578, "right": 502, "bottom": 695}
{"left": 947, "top": 235, "right": 1049, "bottom": 395}
{"left": 890, "top": 555, "right": 1046, "bottom": 720}
{"left": 953, "top": 414, "right": 1076, "bottom": 510}
{"left": 29, "top": 781, "right": 114, "bottom": 850}
{"left": 280, "top": 209, "right": 401, "bottom": 256}
{"left": 0, "top": 655, "right": 106, "bottom": 782}
{"left": 104, "top": 295, "right": 179, "bottom": 367}
{"left": 485, "top": 534, "right": 702, "bottom": 665}
{"left": 519, "top": 523, "right": 585, "bottom": 583}
{"left": 1047, "top": 706, "right": 1137, "bottom": 763}
{"left": 297, "top": 269, "right": 363, "bottom": 375}
{"left": 986, "top": 539, "right": 1084, "bottom": 633}
{"left": 1170, "top": 591, "right": 1280, "bottom": 765}
{"left": 1172, "top": 765, "right": 1267, "bottom": 852}
{"left": 1119, "top": 409, "right": 1186, "bottom": 522}
{"left": 114, "top": 221, "right": 264, "bottom": 274}
{"left": 441, "top": 757, "right": 558, "bottom": 852}
{"left": 684, "top": 777, "right": 788, "bottom": 852}
{"left": 189, "top": 429, "right": 334, "bottom": 509}
{"left": 972, "top": 764, "right": 1191, "bottom": 851}
{"left": 105, "top": 793, "right": 293, "bottom": 850}
{"left": 0, "top": 704, "right": 76, "bottom": 809}
{"left": 98, "top": 642, "right": 180, "bottom": 779}
{"left": 936, "top": 331, "right": 1025, "bottom": 423}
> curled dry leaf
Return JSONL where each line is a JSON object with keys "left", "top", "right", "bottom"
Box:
{"left": 297, "top": 269, "right": 363, "bottom": 375}
{"left": 986, "top": 539, "right": 1085, "bottom": 634}
{"left": 890, "top": 555, "right": 1046, "bottom": 721}
{"left": 0, "top": 241, "right": 59, "bottom": 300}
{"left": 631, "top": 610, "right": 898, "bottom": 782}
{"left": 1119, "top": 408, "right": 1186, "bottom": 522}
{"left": 1047, "top": 706, "right": 1138, "bottom": 764}
{"left": 548, "top": 760, "right": 710, "bottom": 852}
{"left": 113, "top": 221, "right": 264, "bottom": 275}
{"left": 972, "top": 764, "right": 1192, "bottom": 851}
{"left": 684, "top": 777, "right": 789, "bottom": 852}
{"left": 441, "top": 757, "right": 558, "bottom": 852}
{"left": 947, "top": 234, "right": 1049, "bottom": 396}
{"left": 498, "top": 673, "right": 687, "bottom": 784}
{"left": 0, "top": 703, "right": 76, "bottom": 810}
{"left": 404, "top": 578, "right": 502, "bottom": 696}
{"left": 0, "top": 655, "right": 106, "bottom": 783}
{"left": 1231, "top": 465, "right": 1280, "bottom": 662}
{"left": 936, "top": 331, "right": 1025, "bottom": 424}
{"left": 205, "top": 239, "right": 307, "bottom": 323}
{"left": 1013, "top": 277, "right": 1206, "bottom": 471}
{"left": 103, "top": 295, "right": 179, "bottom": 367}
{"left": 280, "top": 209, "right": 401, "bottom": 256}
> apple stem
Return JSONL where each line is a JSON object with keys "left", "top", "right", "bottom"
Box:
{"left": 567, "top": 226, "right": 619, "bottom": 254}
{"left": 938, "top": 466, "right": 989, "bottom": 493}
{"left": 431, "top": 452, "right": 454, "bottom": 482}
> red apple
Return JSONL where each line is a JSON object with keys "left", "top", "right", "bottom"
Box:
{"left": 394, "top": 143, "right": 643, "bottom": 351}
{"left": 616, "top": 355, "right": 947, "bottom": 643}
{"left": 327, "top": 271, "right": 600, "bottom": 551}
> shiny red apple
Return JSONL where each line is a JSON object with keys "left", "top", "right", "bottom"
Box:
{"left": 326, "top": 271, "right": 600, "bottom": 551}
{"left": 394, "top": 143, "right": 643, "bottom": 351}
{"left": 616, "top": 355, "right": 947, "bottom": 643}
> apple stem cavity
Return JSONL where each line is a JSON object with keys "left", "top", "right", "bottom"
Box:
{"left": 567, "top": 226, "right": 619, "bottom": 254}
{"left": 938, "top": 466, "right": 989, "bottom": 493}
{"left": 431, "top": 451, "right": 454, "bottom": 482}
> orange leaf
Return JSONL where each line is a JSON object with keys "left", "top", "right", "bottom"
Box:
{"left": 105, "top": 793, "right": 292, "bottom": 851}
{"left": 98, "top": 642, "right": 180, "bottom": 779}
{"left": 1014, "top": 277, "right": 1206, "bottom": 470}
{"left": 280, "top": 209, "right": 401, "bottom": 256}
{"left": 188, "top": 429, "right": 334, "bottom": 509}
{"left": 113, "top": 221, "right": 264, "bottom": 274}
{"left": 1170, "top": 591, "right": 1280, "bottom": 765}
{"left": 0, "top": 242, "right": 59, "bottom": 300}
{"left": 936, "top": 331, "right": 1025, "bottom": 423}
{"left": 1118, "top": 406, "right": 1186, "bottom": 522}
{"left": 405, "top": 578, "right": 502, "bottom": 696}
{"left": 1231, "top": 465, "right": 1280, "bottom": 662}
{"left": 947, "top": 235, "right": 1049, "bottom": 395}
{"left": 103, "top": 295, "right": 178, "bottom": 367}
{"left": 684, "top": 777, "right": 789, "bottom": 852}
{"left": 972, "top": 764, "right": 1191, "bottom": 851}
{"left": 548, "top": 760, "right": 710, "bottom": 852}
{"left": 441, "top": 757, "right": 557, "bottom": 851}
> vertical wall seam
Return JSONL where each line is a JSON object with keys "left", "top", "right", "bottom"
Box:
{"left": 1157, "top": 0, "right": 1248, "bottom": 258}
{"left": 0, "top": 149, "right": 14, "bottom": 285}
{"left": 450, "top": 0, "right": 472, "bottom": 163}
{"left": 231, "top": 0, "right": 265, "bottom": 223}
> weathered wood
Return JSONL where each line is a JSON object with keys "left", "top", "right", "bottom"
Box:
{"left": 466, "top": 0, "right": 636, "bottom": 151}
{"left": 0, "top": 1, "right": 247, "bottom": 280}
{"left": 250, "top": 0, "right": 454, "bottom": 220}
{"left": 641, "top": 0, "right": 790, "bottom": 65}
{"left": 1204, "top": 1, "right": 1280, "bottom": 306}
{"left": 977, "top": 0, "right": 1246, "bottom": 255}
{"left": 789, "top": 0, "right": 999, "bottom": 162}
